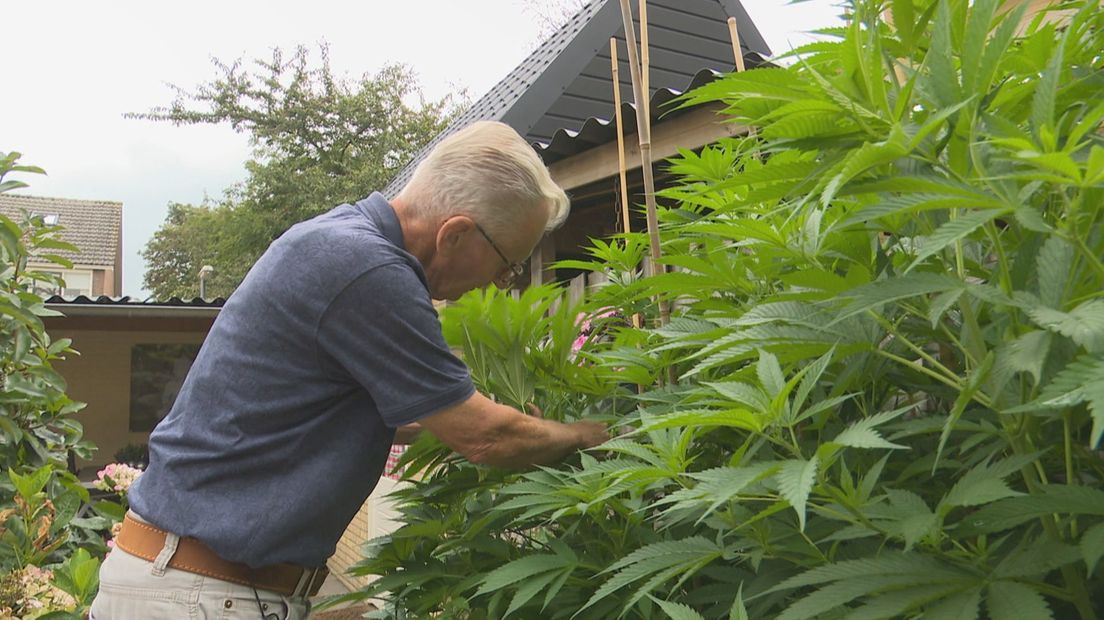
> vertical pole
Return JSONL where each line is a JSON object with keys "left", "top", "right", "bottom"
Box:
{"left": 610, "top": 39, "right": 632, "bottom": 236}
{"left": 618, "top": 0, "right": 670, "bottom": 327}
{"left": 726, "top": 17, "right": 746, "bottom": 72}
{"left": 638, "top": 0, "right": 650, "bottom": 121}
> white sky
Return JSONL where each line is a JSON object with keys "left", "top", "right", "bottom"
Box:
{"left": 1, "top": 1, "right": 841, "bottom": 298}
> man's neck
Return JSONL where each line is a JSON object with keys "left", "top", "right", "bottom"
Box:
{"left": 390, "top": 195, "right": 436, "bottom": 268}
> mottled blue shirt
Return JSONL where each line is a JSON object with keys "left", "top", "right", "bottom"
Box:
{"left": 129, "top": 193, "right": 474, "bottom": 568}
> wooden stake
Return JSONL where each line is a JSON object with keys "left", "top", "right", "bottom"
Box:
{"left": 618, "top": 0, "right": 671, "bottom": 328}
{"left": 727, "top": 17, "right": 746, "bottom": 72}
{"left": 610, "top": 38, "right": 631, "bottom": 236}
{"left": 638, "top": 0, "right": 650, "bottom": 122}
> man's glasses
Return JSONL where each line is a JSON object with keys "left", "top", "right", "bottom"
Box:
{"left": 473, "top": 221, "right": 525, "bottom": 288}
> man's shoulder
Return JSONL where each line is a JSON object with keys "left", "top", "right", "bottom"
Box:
{"left": 279, "top": 204, "right": 406, "bottom": 269}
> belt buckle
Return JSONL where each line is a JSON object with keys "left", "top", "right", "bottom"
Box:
{"left": 293, "top": 567, "right": 324, "bottom": 598}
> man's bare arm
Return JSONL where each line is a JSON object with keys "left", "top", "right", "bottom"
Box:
{"left": 417, "top": 392, "right": 607, "bottom": 469}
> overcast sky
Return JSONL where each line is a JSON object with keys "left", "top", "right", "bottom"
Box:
{"left": 1, "top": 1, "right": 841, "bottom": 298}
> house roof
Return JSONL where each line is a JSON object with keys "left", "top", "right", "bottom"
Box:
{"left": 383, "top": 0, "right": 769, "bottom": 198}
{"left": 0, "top": 194, "right": 122, "bottom": 268}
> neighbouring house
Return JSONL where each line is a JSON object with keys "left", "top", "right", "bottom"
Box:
{"left": 0, "top": 194, "right": 123, "bottom": 297}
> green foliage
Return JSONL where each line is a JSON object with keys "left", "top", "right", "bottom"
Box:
{"left": 138, "top": 45, "right": 462, "bottom": 298}
{"left": 0, "top": 154, "right": 103, "bottom": 618}
{"left": 346, "top": 1, "right": 1104, "bottom": 617}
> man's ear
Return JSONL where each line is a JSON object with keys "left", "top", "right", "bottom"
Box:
{"left": 436, "top": 215, "right": 474, "bottom": 252}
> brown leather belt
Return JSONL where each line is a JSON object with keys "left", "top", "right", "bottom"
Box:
{"left": 114, "top": 513, "right": 329, "bottom": 598}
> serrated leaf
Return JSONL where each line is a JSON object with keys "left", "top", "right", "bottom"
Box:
{"left": 504, "top": 570, "right": 563, "bottom": 617}
{"left": 880, "top": 489, "right": 937, "bottom": 551}
{"left": 579, "top": 538, "right": 722, "bottom": 616}
{"left": 769, "top": 553, "right": 965, "bottom": 593}
{"left": 1080, "top": 522, "right": 1104, "bottom": 575}
{"left": 908, "top": 209, "right": 1006, "bottom": 271}
{"left": 1014, "top": 354, "right": 1104, "bottom": 447}
{"left": 958, "top": 485, "right": 1104, "bottom": 535}
{"left": 941, "top": 457, "right": 1027, "bottom": 510}
{"left": 756, "top": 350, "right": 786, "bottom": 397}
{"left": 729, "top": 584, "right": 749, "bottom": 620}
{"left": 1027, "top": 300, "right": 1104, "bottom": 353}
{"left": 926, "top": 0, "right": 959, "bottom": 108}
{"left": 834, "top": 273, "right": 964, "bottom": 323}
{"left": 653, "top": 598, "right": 705, "bottom": 620}
{"left": 821, "top": 137, "right": 909, "bottom": 207}
{"left": 655, "top": 462, "right": 781, "bottom": 521}
{"left": 996, "top": 330, "right": 1052, "bottom": 386}
{"left": 920, "top": 588, "right": 982, "bottom": 620}
{"left": 1036, "top": 236, "right": 1074, "bottom": 307}
{"left": 776, "top": 575, "right": 931, "bottom": 620}
{"left": 846, "top": 583, "right": 970, "bottom": 620}
{"left": 637, "top": 408, "right": 762, "bottom": 433}
{"left": 986, "top": 581, "right": 1052, "bottom": 620}
{"left": 1030, "top": 31, "right": 1064, "bottom": 136}
{"left": 929, "top": 288, "right": 964, "bottom": 327}
{"left": 934, "top": 351, "right": 994, "bottom": 472}
{"left": 475, "top": 553, "right": 575, "bottom": 596}
{"left": 704, "top": 381, "right": 770, "bottom": 411}
{"left": 994, "top": 540, "right": 1081, "bottom": 579}
{"left": 777, "top": 457, "right": 819, "bottom": 530}
{"left": 1013, "top": 206, "right": 1054, "bottom": 232}
{"left": 832, "top": 426, "right": 905, "bottom": 450}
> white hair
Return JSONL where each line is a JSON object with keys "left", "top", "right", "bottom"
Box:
{"left": 397, "top": 121, "right": 570, "bottom": 235}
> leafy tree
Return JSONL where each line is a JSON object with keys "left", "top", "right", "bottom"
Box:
{"left": 138, "top": 45, "right": 461, "bottom": 299}
{"left": 335, "top": 1, "right": 1104, "bottom": 618}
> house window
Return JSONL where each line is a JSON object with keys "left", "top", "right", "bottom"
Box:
{"left": 32, "top": 269, "right": 93, "bottom": 297}
{"left": 129, "top": 344, "right": 201, "bottom": 432}
{"left": 32, "top": 271, "right": 63, "bottom": 297}
{"left": 60, "top": 271, "right": 92, "bottom": 297}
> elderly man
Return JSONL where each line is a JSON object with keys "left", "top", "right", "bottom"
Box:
{"left": 91, "top": 121, "right": 608, "bottom": 619}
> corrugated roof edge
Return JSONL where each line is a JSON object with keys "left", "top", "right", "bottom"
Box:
{"left": 532, "top": 59, "right": 767, "bottom": 163}
{"left": 45, "top": 295, "right": 226, "bottom": 308}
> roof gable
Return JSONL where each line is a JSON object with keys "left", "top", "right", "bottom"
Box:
{"left": 0, "top": 194, "right": 122, "bottom": 268}
{"left": 384, "top": 0, "right": 769, "bottom": 197}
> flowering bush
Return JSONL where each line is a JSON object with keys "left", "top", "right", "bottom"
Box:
{"left": 93, "top": 463, "right": 143, "bottom": 496}
{"left": 0, "top": 565, "right": 77, "bottom": 620}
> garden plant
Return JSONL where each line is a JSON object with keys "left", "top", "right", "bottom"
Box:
{"left": 0, "top": 153, "right": 109, "bottom": 619}
{"left": 342, "top": 0, "right": 1104, "bottom": 617}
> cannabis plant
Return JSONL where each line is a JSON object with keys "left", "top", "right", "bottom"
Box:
{"left": 347, "top": 1, "right": 1104, "bottom": 617}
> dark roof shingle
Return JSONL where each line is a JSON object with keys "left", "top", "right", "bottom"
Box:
{"left": 383, "top": 0, "right": 770, "bottom": 197}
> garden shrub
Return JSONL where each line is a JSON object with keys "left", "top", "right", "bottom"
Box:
{"left": 345, "top": 1, "right": 1104, "bottom": 617}
{"left": 0, "top": 153, "right": 108, "bottom": 618}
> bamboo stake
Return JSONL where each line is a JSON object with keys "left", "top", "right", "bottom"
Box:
{"left": 727, "top": 15, "right": 761, "bottom": 162}
{"left": 726, "top": 17, "right": 746, "bottom": 72}
{"left": 618, "top": 0, "right": 671, "bottom": 327}
{"left": 638, "top": 0, "right": 650, "bottom": 121}
{"left": 610, "top": 39, "right": 631, "bottom": 236}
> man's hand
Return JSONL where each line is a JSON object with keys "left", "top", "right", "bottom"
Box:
{"left": 571, "top": 420, "right": 609, "bottom": 449}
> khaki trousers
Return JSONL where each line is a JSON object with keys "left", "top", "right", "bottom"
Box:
{"left": 90, "top": 531, "right": 311, "bottom": 619}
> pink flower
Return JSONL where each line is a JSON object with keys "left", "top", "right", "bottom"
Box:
{"left": 94, "top": 462, "right": 143, "bottom": 495}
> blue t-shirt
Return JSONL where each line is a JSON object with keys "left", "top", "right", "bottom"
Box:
{"left": 129, "top": 193, "right": 475, "bottom": 568}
